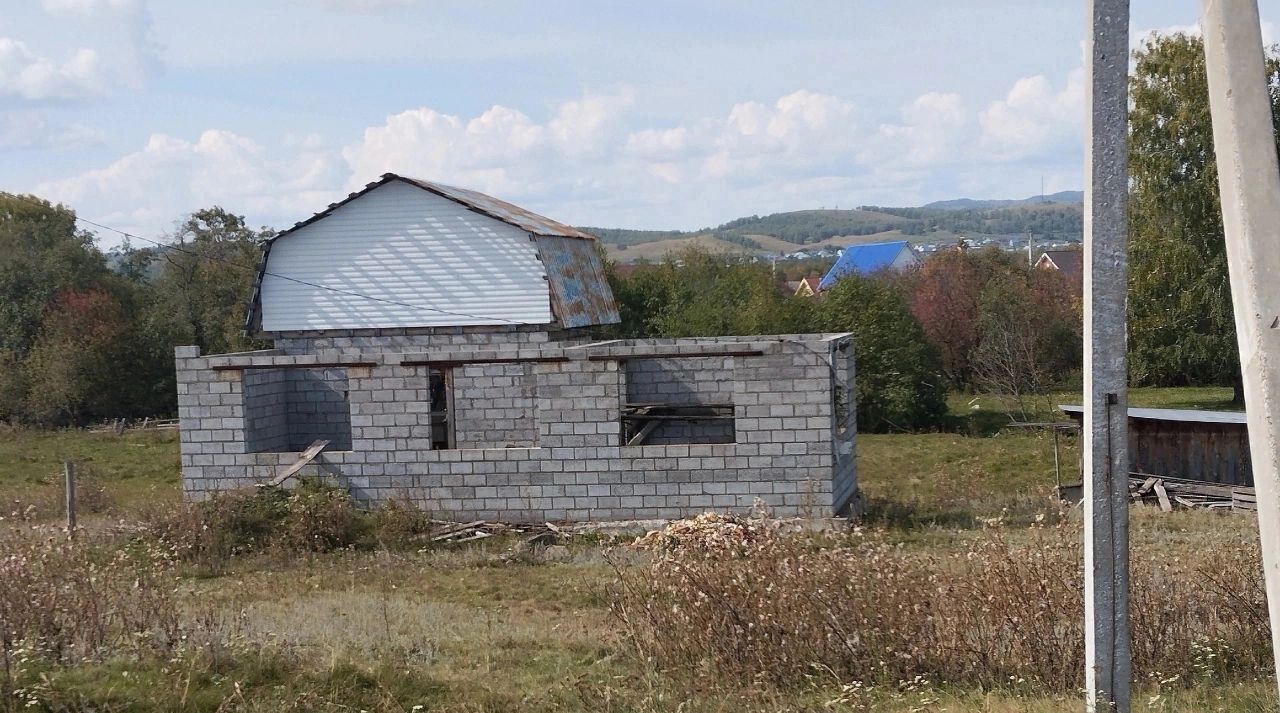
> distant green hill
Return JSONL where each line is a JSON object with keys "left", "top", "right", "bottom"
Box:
{"left": 584, "top": 194, "right": 1083, "bottom": 261}
{"left": 919, "top": 190, "right": 1083, "bottom": 211}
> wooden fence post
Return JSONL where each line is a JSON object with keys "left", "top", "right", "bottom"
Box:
{"left": 63, "top": 461, "right": 76, "bottom": 536}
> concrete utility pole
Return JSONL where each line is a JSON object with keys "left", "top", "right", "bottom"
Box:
{"left": 1200, "top": 0, "right": 1280, "bottom": 696}
{"left": 1083, "top": 0, "right": 1131, "bottom": 710}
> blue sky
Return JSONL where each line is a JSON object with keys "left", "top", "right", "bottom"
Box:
{"left": 1, "top": 0, "right": 1274, "bottom": 247}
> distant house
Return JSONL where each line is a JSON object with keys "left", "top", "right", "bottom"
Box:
{"left": 792, "top": 276, "right": 821, "bottom": 298}
{"left": 1035, "top": 249, "right": 1083, "bottom": 295}
{"left": 818, "top": 241, "right": 919, "bottom": 290}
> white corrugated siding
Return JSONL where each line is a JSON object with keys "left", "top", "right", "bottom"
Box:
{"left": 260, "top": 181, "right": 553, "bottom": 331}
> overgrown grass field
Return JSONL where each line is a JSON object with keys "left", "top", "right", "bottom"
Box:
{"left": 0, "top": 389, "right": 1274, "bottom": 712}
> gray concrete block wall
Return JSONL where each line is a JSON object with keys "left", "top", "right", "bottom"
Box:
{"left": 287, "top": 368, "right": 353, "bottom": 450}
{"left": 534, "top": 360, "right": 623, "bottom": 449}
{"left": 453, "top": 362, "right": 537, "bottom": 448}
{"left": 626, "top": 356, "right": 735, "bottom": 406}
{"left": 829, "top": 340, "right": 858, "bottom": 515}
{"left": 243, "top": 368, "right": 289, "bottom": 452}
{"left": 348, "top": 364, "right": 436, "bottom": 455}
{"left": 176, "top": 333, "right": 858, "bottom": 521}
{"left": 625, "top": 356, "right": 735, "bottom": 444}
{"left": 273, "top": 325, "right": 576, "bottom": 355}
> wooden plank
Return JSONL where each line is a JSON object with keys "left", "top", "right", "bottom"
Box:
{"left": 1234, "top": 491, "right": 1259, "bottom": 511}
{"left": 212, "top": 361, "right": 377, "bottom": 372}
{"left": 1154, "top": 481, "right": 1173, "bottom": 512}
{"left": 587, "top": 349, "right": 764, "bottom": 361}
{"left": 1173, "top": 495, "right": 1200, "bottom": 509}
{"left": 626, "top": 419, "right": 661, "bottom": 446}
{"left": 620, "top": 414, "right": 734, "bottom": 421}
{"left": 267, "top": 440, "right": 329, "bottom": 486}
{"left": 400, "top": 356, "right": 569, "bottom": 367}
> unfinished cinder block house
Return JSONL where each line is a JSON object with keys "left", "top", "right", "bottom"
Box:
{"left": 176, "top": 174, "right": 858, "bottom": 520}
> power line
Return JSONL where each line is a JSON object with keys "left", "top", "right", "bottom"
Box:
{"left": 14, "top": 195, "right": 524, "bottom": 325}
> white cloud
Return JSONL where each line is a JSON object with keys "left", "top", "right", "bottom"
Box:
{"left": 40, "top": 0, "right": 143, "bottom": 16}
{"left": 0, "top": 111, "right": 104, "bottom": 149}
{"left": 864, "top": 92, "right": 968, "bottom": 167}
{"left": 0, "top": 38, "right": 105, "bottom": 100}
{"left": 288, "top": 0, "right": 422, "bottom": 12}
{"left": 36, "top": 70, "right": 1092, "bottom": 246}
{"left": 36, "top": 129, "right": 344, "bottom": 242}
{"left": 35, "top": 0, "right": 158, "bottom": 93}
{"left": 978, "top": 69, "right": 1084, "bottom": 161}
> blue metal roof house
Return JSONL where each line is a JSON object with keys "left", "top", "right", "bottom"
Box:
{"left": 817, "top": 240, "right": 920, "bottom": 290}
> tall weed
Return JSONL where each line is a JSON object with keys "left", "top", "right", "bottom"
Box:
{"left": 609, "top": 512, "right": 1269, "bottom": 692}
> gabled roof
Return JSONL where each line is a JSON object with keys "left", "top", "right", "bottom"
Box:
{"left": 268, "top": 173, "right": 596, "bottom": 243}
{"left": 818, "top": 241, "right": 914, "bottom": 290}
{"left": 794, "top": 276, "right": 821, "bottom": 297}
{"left": 1037, "top": 249, "right": 1083, "bottom": 281}
{"left": 244, "top": 174, "right": 617, "bottom": 334}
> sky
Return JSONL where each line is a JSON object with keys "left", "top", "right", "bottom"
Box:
{"left": 1, "top": 0, "right": 1276, "bottom": 249}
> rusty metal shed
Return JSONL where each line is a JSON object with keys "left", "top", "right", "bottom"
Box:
{"left": 1059, "top": 405, "right": 1252, "bottom": 486}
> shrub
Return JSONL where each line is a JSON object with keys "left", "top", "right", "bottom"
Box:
{"left": 0, "top": 526, "right": 180, "bottom": 704}
{"left": 148, "top": 481, "right": 360, "bottom": 572}
{"left": 280, "top": 481, "right": 360, "bottom": 553}
{"left": 609, "top": 514, "right": 1269, "bottom": 692}
{"left": 368, "top": 498, "right": 436, "bottom": 550}
{"left": 814, "top": 273, "right": 948, "bottom": 432}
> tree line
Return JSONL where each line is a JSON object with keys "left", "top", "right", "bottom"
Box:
{"left": 0, "top": 200, "right": 268, "bottom": 425}
{"left": 607, "top": 245, "right": 1080, "bottom": 430}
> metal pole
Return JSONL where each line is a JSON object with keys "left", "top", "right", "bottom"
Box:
{"left": 63, "top": 461, "right": 76, "bottom": 536}
{"left": 1200, "top": 0, "right": 1280, "bottom": 695}
{"left": 1083, "top": 0, "right": 1131, "bottom": 710}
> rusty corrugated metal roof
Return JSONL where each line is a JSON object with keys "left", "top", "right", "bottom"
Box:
{"left": 399, "top": 177, "right": 596, "bottom": 240}
{"left": 534, "top": 235, "right": 621, "bottom": 327}
{"left": 267, "top": 174, "right": 597, "bottom": 243}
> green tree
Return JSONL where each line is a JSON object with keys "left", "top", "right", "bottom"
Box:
{"left": 1128, "top": 32, "right": 1280, "bottom": 401}
{"left": 971, "top": 269, "right": 1081, "bottom": 420}
{"left": 22, "top": 288, "right": 133, "bottom": 424}
{"left": 144, "top": 207, "right": 272, "bottom": 356}
{"left": 814, "top": 274, "right": 948, "bottom": 432}
{"left": 0, "top": 195, "right": 110, "bottom": 359}
{"left": 609, "top": 248, "right": 805, "bottom": 338}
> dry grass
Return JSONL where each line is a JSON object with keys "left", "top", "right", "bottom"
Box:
{"left": 610, "top": 511, "right": 1271, "bottom": 695}
{"left": 1, "top": 412, "right": 1278, "bottom": 711}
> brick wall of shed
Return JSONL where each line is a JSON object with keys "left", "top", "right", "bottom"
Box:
{"left": 272, "top": 325, "right": 575, "bottom": 356}
{"left": 287, "top": 369, "right": 353, "bottom": 450}
{"left": 453, "top": 362, "right": 538, "bottom": 448}
{"left": 625, "top": 356, "right": 735, "bottom": 444}
{"left": 177, "top": 337, "right": 856, "bottom": 521}
{"left": 243, "top": 368, "right": 289, "bottom": 452}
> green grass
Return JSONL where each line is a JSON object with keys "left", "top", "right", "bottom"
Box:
{"left": 0, "top": 426, "right": 179, "bottom": 518}
{"left": 1, "top": 386, "right": 1270, "bottom": 711}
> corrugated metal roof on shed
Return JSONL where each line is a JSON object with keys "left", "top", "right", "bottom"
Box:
{"left": 1058, "top": 404, "right": 1247, "bottom": 425}
{"left": 534, "top": 235, "right": 621, "bottom": 328}
{"left": 267, "top": 173, "right": 596, "bottom": 243}
{"left": 400, "top": 177, "right": 596, "bottom": 240}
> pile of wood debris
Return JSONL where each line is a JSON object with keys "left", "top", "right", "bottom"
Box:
{"left": 1129, "top": 474, "right": 1256, "bottom": 513}
{"left": 428, "top": 520, "right": 568, "bottom": 545}
{"left": 630, "top": 511, "right": 775, "bottom": 554}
